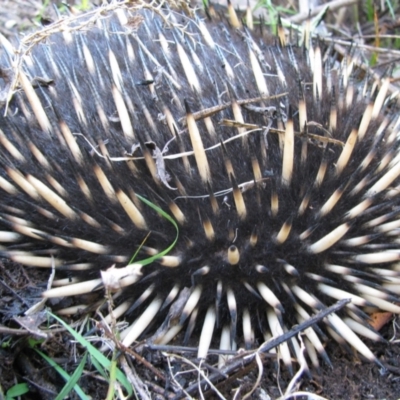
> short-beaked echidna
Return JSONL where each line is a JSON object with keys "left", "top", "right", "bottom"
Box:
{"left": 1, "top": 1, "right": 400, "bottom": 371}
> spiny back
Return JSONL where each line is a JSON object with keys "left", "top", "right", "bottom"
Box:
{"left": 1, "top": 1, "right": 400, "bottom": 372}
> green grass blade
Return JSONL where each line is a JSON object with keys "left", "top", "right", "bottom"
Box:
{"left": 55, "top": 353, "right": 88, "bottom": 400}
{"left": 130, "top": 194, "right": 179, "bottom": 265}
{"left": 105, "top": 358, "right": 118, "bottom": 400}
{"left": 34, "top": 349, "right": 89, "bottom": 400}
{"left": 90, "top": 355, "right": 108, "bottom": 379}
{"left": 48, "top": 312, "right": 133, "bottom": 396}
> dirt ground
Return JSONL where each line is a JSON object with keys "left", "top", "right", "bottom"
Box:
{"left": 1, "top": 261, "right": 400, "bottom": 399}
{"left": 1, "top": 0, "right": 400, "bottom": 399}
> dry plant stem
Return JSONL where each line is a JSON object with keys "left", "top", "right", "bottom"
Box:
{"left": 332, "top": 42, "right": 400, "bottom": 95}
{"left": 123, "top": 345, "right": 167, "bottom": 382}
{"left": 147, "top": 344, "right": 277, "bottom": 356}
{"left": 281, "top": 335, "right": 308, "bottom": 398}
{"left": 3, "top": 0, "right": 199, "bottom": 116}
{"left": 1, "top": 319, "right": 90, "bottom": 336}
{"left": 390, "top": 318, "right": 399, "bottom": 343}
{"left": 120, "top": 355, "right": 152, "bottom": 400}
{"left": 166, "top": 355, "right": 194, "bottom": 399}
{"left": 198, "top": 359, "right": 207, "bottom": 400}
{"left": 76, "top": 115, "right": 345, "bottom": 168}
{"left": 144, "top": 380, "right": 176, "bottom": 398}
{"left": 242, "top": 352, "right": 263, "bottom": 400}
{"left": 95, "top": 315, "right": 167, "bottom": 383}
{"left": 324, "top": 36, "right": 400, "bottom": 57}
{"left": 289, "top": 2, "right": 400, "bottom": 97}
{"left": 209, "top": 358, "right": 262, "bottom": 395}
{"left": 186, "top": 92, "right": 289, "bottom": 122}
{"left": 167, "top": 354, "right": 227, "bottom": 400}
{"left": 0, "top": 277, "right": 31, "bottom": 306}
{"left": 98, "top": 318, "right": 167, "bottom": 382}
{"left": 0, "top": 325, "right": 33, "bottom": 335}
{"left": 176, "top": 299, "right": 351, "bottom": 399}
{"left": 287, "top": 0, "right": 358, "bottom": 24}
{"left": 281, "top": 392, "right": 329, "bottom": 400}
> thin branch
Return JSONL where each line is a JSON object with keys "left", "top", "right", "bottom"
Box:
{"left": 175, "top": 299, "right": 350, "bottom": 399}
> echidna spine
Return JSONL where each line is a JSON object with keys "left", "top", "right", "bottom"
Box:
{"left": 1, "top": 1, "right": 400, "bottom": 373}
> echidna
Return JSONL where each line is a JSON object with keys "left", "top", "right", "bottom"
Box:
{"left": 1, "top": 0, "right": 400, "bottom": 372}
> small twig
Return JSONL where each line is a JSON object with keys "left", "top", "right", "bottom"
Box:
{"left": 166, "top": 355, "right": 194, "bottom": 399}
{"left": 122, "top": 345, "right": 167, "bottom": 383}
{"left": 258, "top": 299, "right": 350, "bottom": 354}
{"left": 120, "top": 355, "right": 152, "bottom": 400}
{"left": 166, "top": 353, "right": 227, "bottom": 400}
{"left": 280, "top": 392, "right": 329, "bottom": 400}
{"left": 144, "top": 380, "right": 176, "bottom": 399}
{"left": 0, "top": 277, "right": 31, "bottom": 306}
{"left": 180, "top": 92, "right": 288, "bottom": 123}
{"left": 281, "top": 334, "right": 307, "bottom": 398}
{"left": 176, "top": 299, "right": 350, "bottom": 399}
{"left": 242, "top": 352, "right": 263, "bottom": 400}
{"left": 147, "top": 343, "right": 273, "bottom": 356}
